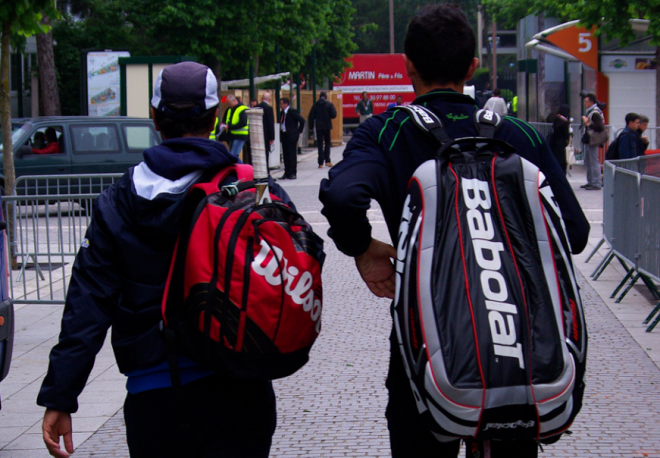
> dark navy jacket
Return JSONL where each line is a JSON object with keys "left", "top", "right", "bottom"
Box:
{"left": 37, "top": 137, "right": 293, "bottom": 413}
{"left": 319, "top": 89, "right": 590, "bottom": 257}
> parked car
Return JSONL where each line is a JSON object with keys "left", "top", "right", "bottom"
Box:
{"left": 0, "top": 116, "right": 161, "bottom": 194}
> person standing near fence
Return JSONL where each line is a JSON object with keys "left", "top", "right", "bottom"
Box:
{"left": 581, "top": 93, "right": 605, "bottom": 190}
{"left": 618, "top": 113, "right": 642, "bottom": 159}
{"left": 638, "top": 114, "right": 649, "bottom": 153}
{"left": 550, "top": 104, "right": 571, "bottom": 174}
{"left": 36, "top": 62, "right": 281, "bottom": 458}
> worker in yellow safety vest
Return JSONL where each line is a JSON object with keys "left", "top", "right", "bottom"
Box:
{"left": 220, "top": 94, "right": 249, "bottom": 157}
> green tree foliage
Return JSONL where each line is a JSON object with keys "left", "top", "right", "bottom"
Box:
{"left": 53, "top": 0, "right": 357, "bottom": 111}
{"left": 350, "top": 0, "right": 480, "bottom": 54}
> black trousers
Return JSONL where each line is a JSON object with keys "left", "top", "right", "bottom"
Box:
{"left": 316, "top": 129, "right": 331, "bottom": 165}
{"left": 124, "top": 373, "right": 276, "bottom": 458}
{"left": 281, "top": 133, "right": 298, "bottom": 177}
{"left": 386, "top": 337, "right": 539, "bottom": 458}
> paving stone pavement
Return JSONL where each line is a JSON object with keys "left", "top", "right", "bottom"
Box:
{"left": 2, "top": 147, "right": 660, "bottom": 457}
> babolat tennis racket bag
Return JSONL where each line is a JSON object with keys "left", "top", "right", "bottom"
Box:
{"left": 393, "top": 105, "right": 587, "bottom": 443}
{"left": 162, "top": 164, "right": 324, "bottom": 380}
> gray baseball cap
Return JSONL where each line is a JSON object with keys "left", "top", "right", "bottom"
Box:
{"left": 151, "top": 61, "right": 219, "bottom": 119}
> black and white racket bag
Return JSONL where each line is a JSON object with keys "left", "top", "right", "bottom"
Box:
{"left": 393, "top": 105, "right": 587, "bottom": 443}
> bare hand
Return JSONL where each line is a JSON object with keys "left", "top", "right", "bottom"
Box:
{"left": 43, "top": 409, "right": 74, "bottom": 458}
{"left": 581, "top": 115, "right": 589, "bottom": 125}
{"left": 355, "top": 239, "right": 397, "bottom": 299}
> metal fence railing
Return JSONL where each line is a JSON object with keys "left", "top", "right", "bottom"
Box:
{"left": 586, "top": 155, "right": 660, "bottom": 332}
{"left": 5, "top": 174, "right": 122, "bottom": 304}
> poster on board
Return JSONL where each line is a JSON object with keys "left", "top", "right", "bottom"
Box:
{"left": 87, "top": 51, "right": 130, "bottom": 116}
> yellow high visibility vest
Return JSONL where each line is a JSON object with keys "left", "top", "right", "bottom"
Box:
{"left": 210, "top": 117, "right": 219, "bottom": 140}
{"left": 227, "top": 105, "right": 249, "bottom": 135}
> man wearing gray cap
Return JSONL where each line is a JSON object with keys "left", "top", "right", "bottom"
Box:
{"left": 37, "top": 61, "right": 284, "bottom": 458}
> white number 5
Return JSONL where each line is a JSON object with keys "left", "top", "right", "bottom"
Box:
{"left": 578, "top": 33, "right": 592, "bottom": 52}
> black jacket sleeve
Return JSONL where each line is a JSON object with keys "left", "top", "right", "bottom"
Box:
{"left": 263, "top": 104, "right": 275, "bottom": 142}
{"left": 292, "top": 109, "right": 305, "bottom": 133}
{"left": 328, "top": 102, "right": 337, "bottom": 120}
{"left": 37, "top": 195, "right": 119, "bottom": 413}
{"left": 308, "top": 106, "right": 316, "bottom": 131}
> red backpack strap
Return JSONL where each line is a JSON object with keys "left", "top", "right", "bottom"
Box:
{"left": 191, "top": 164, "right": 254, "bottom": 195}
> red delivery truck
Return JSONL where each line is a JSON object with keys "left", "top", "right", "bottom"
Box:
{"left": 335, "top": 54, "right": 415, "bottom": 122}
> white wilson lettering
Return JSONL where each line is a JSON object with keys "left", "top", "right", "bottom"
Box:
{"left": 252, "top": 239, "right": 321, "bottom": 330}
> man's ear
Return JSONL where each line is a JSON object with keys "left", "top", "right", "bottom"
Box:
{"left": 404, "top": 54, "right": 418, "bottom": 80}
{"left": 150, "top": 107, "right": 161, "bottom": 132}
{"left": 464, "top": 58, "right": 479, "bottom": 82}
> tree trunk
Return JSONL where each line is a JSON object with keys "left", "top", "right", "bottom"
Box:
{"left": 1, "top": 23, "right": 15, "bottom": 195}
{"left": 36, "top": 15, "right": 60, "bottom": 116}
{"left": 1, "top": 23, "right": 17, "bottom": 269}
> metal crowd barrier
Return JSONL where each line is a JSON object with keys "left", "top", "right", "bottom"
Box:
{"left": 5, "top": 174, "right": 122, "bottom": 304}
{"left": 586, "top": 155, "right": 660, "bottom": 331}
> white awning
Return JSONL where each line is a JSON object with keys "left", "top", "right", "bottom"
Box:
{"left": 220, "top": 72, "right": 290, "bottom": 90}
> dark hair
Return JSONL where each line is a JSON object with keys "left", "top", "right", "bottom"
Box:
{"left": 640, "top": 114, "right": 649, "bottom": 124}
{"left": 585, "top": 92, "right": 598, "bottom": 103}
{"left": 281, "top": 97, "right": 290, "bottom": 106}
{"left": 320, "top": 91, "right": 327, "bottom": 99}
{"left": 404, "top": 4, "right": 475, "bottom": 85}
{"left": 625, "top": 112, "right": 640, "bottom": 125}
{"left": 493, "top": 88, "right": 501, "bottom": 96}
{"left": 558, "top": 104, "right": 570, "bottom": 118}
{"left": 45, "top": 127, "right": 58, "bottom": 142}
{"left": 153, "top": 101, "right": 218, "bottom": 139}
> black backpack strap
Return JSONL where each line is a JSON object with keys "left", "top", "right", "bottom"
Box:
{"left": 474, "top": 109, "right": 504, "bottom": 138}
{"left": 398, "top": 105, "right": 452, "bottom": 146}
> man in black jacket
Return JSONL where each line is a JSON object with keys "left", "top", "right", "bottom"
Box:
{"left": 279, "top": 97, "right": 305, "bottom": 180}
{"left": 38, "top": 62, "right": 291, "bottom": 458}
{"left": 257, "top": 91, "right": 276, "bottom": 168}
{"left": 308, "top": 91, "right": 337, "bottom": 167}
{"left": 319, "top": 5, "right": 589, "bottom": 458}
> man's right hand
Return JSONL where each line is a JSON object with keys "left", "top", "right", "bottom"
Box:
{"left": 354, "top": 238, "right": 397, "bottom": 299}
{"left": 43, "top": 409, "right": 74, "bottom": 458}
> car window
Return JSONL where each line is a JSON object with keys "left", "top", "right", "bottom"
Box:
{"left": 23, "top": 125, "right": 65, "bottom": 154}
{"left": 0, "top": 122, "right": 31, "bottom": 151}
{"left": 71, "top": 125, "right": 120, "bottom": 154}
{"left": 122, "top": 125, "right": 159, "bottom": 153}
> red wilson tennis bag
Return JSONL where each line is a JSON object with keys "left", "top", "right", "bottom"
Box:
{"left": 162, "top": 164, "right": 324, "bottom": 380}
{"left": 394, "top": 105, "right": 587, "bottom": 443}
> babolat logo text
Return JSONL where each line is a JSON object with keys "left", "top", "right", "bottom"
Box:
{"left": 483, "top": 420, "right": 535, "bottom": 431}
{"left": 252, "top": 239, "right": 322, "bottom": 331}
{"left": 410, "top": 105, "right": 435, "bottom": 125}
{"left": 462, "top": 178, "right": 525, "bottom": 369}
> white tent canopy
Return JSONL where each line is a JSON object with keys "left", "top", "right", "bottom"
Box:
{"left": 220, "top": 72, "right": 290, "bottom": 90}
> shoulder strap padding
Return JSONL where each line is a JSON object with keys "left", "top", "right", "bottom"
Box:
{"left": 474, "top": 109, "right": 504, "bottom": 138}
{"left": 398, "top": 105, "right": 452, "bottom": 145}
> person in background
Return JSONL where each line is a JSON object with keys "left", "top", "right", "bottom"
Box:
{"left": 250, "top": 98, "right": 258, "bottom": 108}
{"left": 221, "top": 95, "right": 249, "bottom": 158}
{"left": 355, "top": 91, "right": 373, "bottom": 123}
{"left": 257, "top": 91, "right": 276, "bottom": 170}
{"left": 308, "top": 90, "right": 337, "bottom": 168}
{"left": 483, "top": 87, "right": 508, "bottom": 116}
{"left": 638, "top": 114, "right": 649, "bottom": 153}
{"left": 32, "top": 127, "right": 60, "bottom": 155}
{"left": 580, "top": 93, "right": 605, "bottom": 190}
{"left": 550, "top": 104, "right": 571, "bottom": 173}
{"left": 279, "top": 97, "right": 305, "bottom": 180}
{"left": 618, "top": 112, "right": 642, "bottom": 159}
{"left": 387, "top": 95, "right": 404, "bottom": 109}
